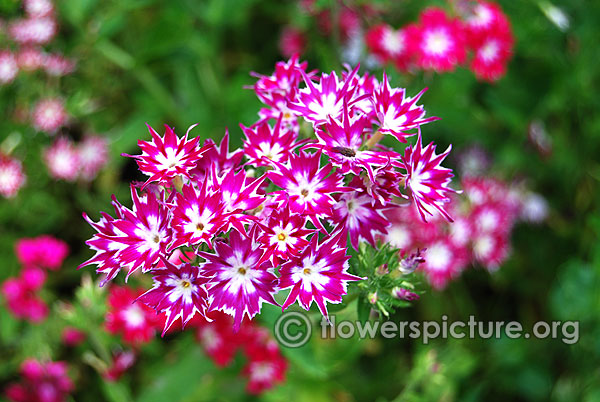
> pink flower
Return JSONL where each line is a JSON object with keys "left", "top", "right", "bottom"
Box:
{"left": 137, "top": 259, "right": 211, "bottom": 335}
{"left": 5, "top": 359, "right": 73, "bottom": 402}
{"left": 1, "top": 267, "right": 48, "bottom": 322}
{"left": 124, "top": 124, "right": 209, "bottom": 188}
{"left": 373, "top": 73, "right": 439, "bottom": 143}
{"left": 391, "top": 287, "right": 420, "bottom": 301}
{"left": 24, "top": 0, "right": 54, "bottom": 18}
{"left": 105, "top": 286, "right": 161, "bottom": 345}
{"left": 103, "top": 350, "right": 136, "bottom": 382}
{"left": 241, "top": 117, "right": 297, "bottom": 167}
{"left": 267, "top": 151, "right": 347, "bottom": 228}
{"left": 279, "top": 27, "right": 306, "bottom": 58}
{"left": 420, "top": 239, "right": 467, "bottom": 290}
{"left": 190, "top": 130, "right": 244, "bottom": 180}
{"left": 77, "top": 135, "right": 109, "bottom": 181}
{"left": 400, "top": 132, "right": 457, "bottom": 222}
{"left": 16, "top": 47, "right": 45, "bottom": 71}
{"left": 332, "top": 180, "right": 391, "bottom": 250}
{"left": 80, "top": 187, "right": 172, "bottom": 282}
{"left": 199, "top": 229, "right": 279, "bottom": 331}
{"left": 43, "top": 137, "right": 80, "bottom": 181}
{"left": 195, "top": 313, "right": 240, "bottom": 367}
{"left": 43, "top": 53, "right": 76, "bottom": 76}
{"left": 280, "top": 230, "right": 362, "bottom": 318}
{"left": 257, "top": 199, "right": 312, "bottom": 265}
{"left": 470, "top": 29, "right": 514, "bottom": 82}
{"left": 0, "top": 51, "right": 19, "bottom": 84}
{"left": 409, "top": 8, "right": 467, "bottom": 72}
{"left": 313, "top": 102, "right": 394, "bottom": 182}
{"left": 365, "top": 25, "right": 411, "bottom": 70}
{"left": 243, "top": 342, "right": 288, "bottom": 394}
{"left": 288, "top": 67, "right": 360, "bottom": 126}
{"left": 9, "top": 17, "right": 57, "bottom": 45}
{"left": 33, "top": 98, "right": 67, "bottom": 133}
{"left": 80, "top": 197, "right": 128, "bottom": 285}
{"left": 0, "top": 154, "right": 26, "bottom": 198}
{"left": 15, "top": 235, "right": 69, "bottom": 270}
{"left": 463, "top": 1, "right": 511, "bottom": 43}
{"left": 61, "top": 327, "right": 86, "bottom": 346}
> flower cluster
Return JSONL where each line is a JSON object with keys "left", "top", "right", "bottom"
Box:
{"left": 366, "top": 3, "right": 514, "bottom": 81}
{"left": 81, "top": 56, "right": 456, "bottom": 334}
{"left": 0, "top": 0, "right": 74, "bottom": 88}
{"left": 385, "top": 174, "right": 547, "bottom": 289}
{"left": 4, "top": 358, "right": 74, "bottom": 402}
{"left": 43, "top": 135, "right": 109, "bottom": 182}
{"left": 1, "top": 235, "right": 69, "bottom": 322}
{"left": 195, "top": 312, "right": 287, "bottom": 394}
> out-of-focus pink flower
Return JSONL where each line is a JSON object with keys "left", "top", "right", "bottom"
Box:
{"left": 24, "top": 0, "right": 55, "bottom": 18}
{"left": 33, "top": 98, "right": 67, "bottom": 133}
{"left": 1, "top": 266, "right": 49, "bottom": 322}
{"left": 0, "top": 51, "right": 19, "bottom": 84}
{"left": 0, "top": 155, "right": 26, "bottom": 198}
{"left": 61, "top": 327, "right": 86, "bottom": 346}
{"left": 5, "top": 359, "right": 74, "bottom": 402}
{"left": 17, "top": 47, "right": 45, "bottom": 71}
{"left": 77, "top": 135, "right": 109, "bottom": 181}
{"left": 105, "top": 286, "right": 161, "bottom": 346}
{"left": 43, "top": 53, "right": 76, "bottom": 76}
{"left": 279, "top": 27, "right": 306, "bottom": 58}
{"left": 44, "top": 137, "right": 80, "bottom": 181}
{"left": 103, "top": 350, "right": 136, "bottom": 382}
{"left": 9, "top": 17, "right": 57, "bottom": 45}
{"left": 15, "top": 235, "right": 69, "bottom": 270}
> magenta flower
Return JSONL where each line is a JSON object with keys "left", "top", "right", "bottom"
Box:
{"left": 288, "top": 67, "right": 360, "bottom": 126}
{"left": 138, "top": 259, "right": 211, "bottom": 335}
{"left": 124, "top": 124, "right": 209, "bottom": 188}
{"left": 257, "top": 199, "right": 313, "bottom": 265}
{"left": 5, "top": 359, "right": 73, "bottom": 402}
{"left": 241, "top": 117, "right": 298, "bottom": 167}
{"left": 267, "top": 151, "right": 347, "bottom": 227}
{"left": 279, "top": 231, "right": 362, "bottom": 318}
{"left": 80, "top": 197, "right": 128, "bottom": 285}
{"left": 313, "top": 102, "right": 393, "bottom": 182}
{"left": 1, "top": 267, "right": 48, "bottom": 322}
{"left": 15, "top": 235, "right": 69, "bottom": 270}
{"left": 169, "top": 180, "right": 229, "bottom": 250}
{"left": 373, "top": 73, "right": 439, "bottom": 143}
{"left": 105, "top": 286, "right": 161, "bottom": 345}
{"left": 0, "top": 154, "right": 26, "bottom": 198}
{"left": 332, "top": 181, "right": 391, "bottom": 250}
{"left": 400, "top": 132, "right": 456, "bottom": 222}
{"left": 43, "top": 137, "right": 80, "bottom": 181}
{"left": 80, "top": 187, "right": 172, "bottom": 282}
{"left": 191, "top": 130, "right": 244, "bottom": 179}
{"left": 199, "top": 229, "right": 279, "bottom": 331}
{"left": 408, "top": 7, "right": 466, "bottom": 72}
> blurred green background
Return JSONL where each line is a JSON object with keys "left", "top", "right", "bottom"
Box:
{"left": 1, "top": 0, "right": 600, "bottom": 401}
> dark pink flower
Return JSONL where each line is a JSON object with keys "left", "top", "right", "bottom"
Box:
{"left": 199, "top": 229, "right": 279, "bottom": 331}
{"left": 242, "top": 117, "right": 297, "bottom": 167}
{"left": 280, "top": 230, "right": 362, "bottom": 318}
{"left": 5, "top": 359, "right": 73, "bottom": 402}
{"left": 138, "top": 259, "right": 211, "bottom": 335}
{"left": 15, "top": 235, "right": 69, "bottom": 270}
{"left": 103, "top": 350, "right": 136, "bottom": 382}
{"left": 400, "top": 132, "right": 456, "bottom": 222}
{"left": 105, "top": 286, "right": 161, "bottom": 345}
{"left": 409, "top": 8, "right": 467, "bottom": 72}
{"left": 279, "top": 27, "right": 306, "bottom": 58}
{"left": 1, "top": 267, "right": 48, "bottom": 322}
{"left": 124, "top": 124, "right": 209, "bottom": 189}
{"left": 373, "top": 73, "right": 439, "bottom": 143}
